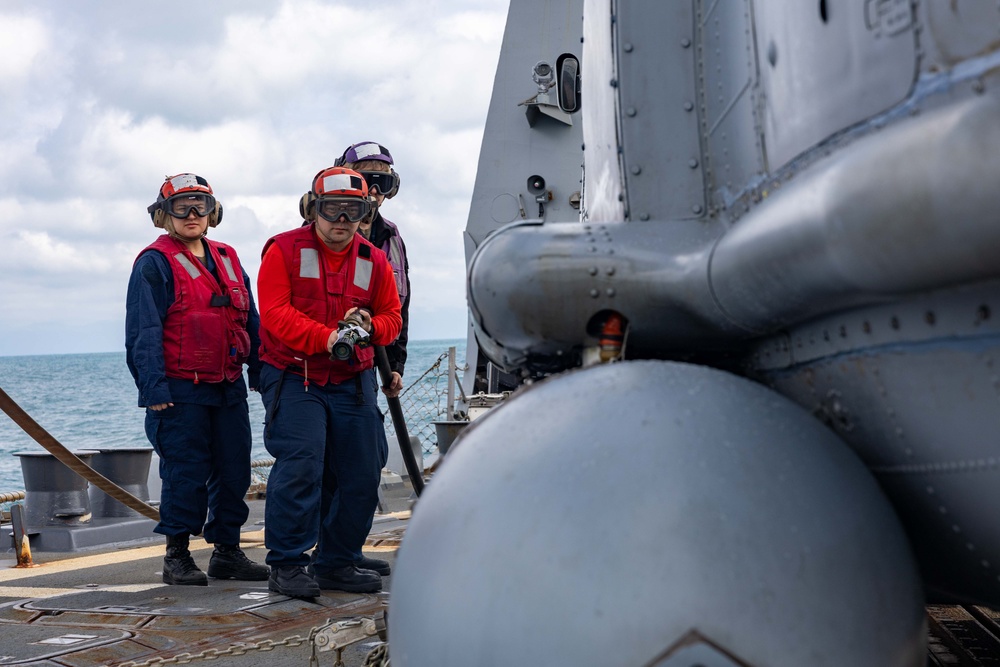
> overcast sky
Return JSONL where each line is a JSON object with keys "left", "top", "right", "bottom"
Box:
{"left": 0, "top": 0, "right": 509, "bottom": 357}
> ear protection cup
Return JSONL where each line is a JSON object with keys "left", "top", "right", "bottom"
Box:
{"left": 299, "top": 192, "right": 317, "bottom": 221}
{"left": 357, "top": 196, "right": 379, "bottom": 226}
{"left": 151, "top": 207, "right": 167, "bottom": 228}
{"left": 209, "top": 201, "right": 223, "bottom": 227}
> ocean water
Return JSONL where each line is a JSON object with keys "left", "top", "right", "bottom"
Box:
{"left": 0, "top": 339, "right": 465, "bottom": 493}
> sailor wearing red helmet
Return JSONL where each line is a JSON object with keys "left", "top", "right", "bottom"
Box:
{"left": 257, "top": 166, "right": 402, "bottom": 599}
{"left": 126, "top": 173, "right": 268, "bottom": 586}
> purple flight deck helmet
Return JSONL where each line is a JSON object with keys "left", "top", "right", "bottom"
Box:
{"left": 335, "top": 141, "right": 400, "bottom": 198}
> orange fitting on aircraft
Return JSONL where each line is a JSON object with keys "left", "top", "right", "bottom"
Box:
{"left": 598, "top": 312, "right": 626, "bottom": 362}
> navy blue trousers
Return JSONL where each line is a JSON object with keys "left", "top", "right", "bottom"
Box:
{"left": 259, "top": 363, "right": 387, "bottom": 569}
{"left": 144, "top": 401, "right": 252, "bottom": 545}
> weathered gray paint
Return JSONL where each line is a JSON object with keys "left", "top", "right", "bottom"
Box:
{"left": 391, "top": 362, "right": 926, "bottom": 666}
{"left": 394, "top": 0, "right": 1000, "bottom": 662}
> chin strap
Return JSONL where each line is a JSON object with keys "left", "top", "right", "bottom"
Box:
{"left": 164, "top": 219, "right": 207, "bottom": 241}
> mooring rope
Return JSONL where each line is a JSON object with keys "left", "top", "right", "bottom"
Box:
{"left": 0, "top": 386, "right": 160, "bottom": 522}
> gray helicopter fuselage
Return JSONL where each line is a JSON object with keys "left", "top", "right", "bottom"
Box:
{"left": 466, "top": 0, "right": 1000, "bottom": 606}
{"left": 391, "top": 0, "right": 1000, "bottom": 664}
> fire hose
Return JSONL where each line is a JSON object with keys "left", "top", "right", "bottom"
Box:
{"left": 374, "top": 346, "right": 424, "bottom": 496}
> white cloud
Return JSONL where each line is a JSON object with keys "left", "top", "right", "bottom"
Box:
{"left": 0, "top": 14, "right": 49, "bottom": 82}
{"left": 0, "top": 0, "right": 510, "bottom": 356}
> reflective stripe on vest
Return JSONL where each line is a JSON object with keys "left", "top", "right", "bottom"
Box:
{"left": 354, "top": 257, "right": 373, "bottom": 290}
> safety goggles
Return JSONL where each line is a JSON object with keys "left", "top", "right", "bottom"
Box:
{"left": 166, "top": 193, "right": 216, "bottom": 219}
{"left": 358, "top": 170, "right": 399, "bottom": 196}
{"left": 316, "top": 197, "right": 372, "bottom": 223}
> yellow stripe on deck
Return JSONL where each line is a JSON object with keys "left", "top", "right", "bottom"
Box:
{"left": 0, "top": 531, "right": 265, "bottom": 583}
{"left": 0, "top": 583, "right": 166, "bottom": 599}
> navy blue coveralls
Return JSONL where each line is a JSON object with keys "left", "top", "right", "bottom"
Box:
{"left": 258, "top": 363, "right": 388, "bottom": 570}
{"left": 125, "top": 245, "right": 261, "bottom": 545}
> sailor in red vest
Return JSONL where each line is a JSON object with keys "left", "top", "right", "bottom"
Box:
{"left": 126, "top": 173, "right": 268, "bottom": 586}
{"left": 258, "top": 167, "right": 402, "bottom": 598}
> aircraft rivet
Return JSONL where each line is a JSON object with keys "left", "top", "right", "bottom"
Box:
{"left": 684, "top": 101, "right": 694, "bottom": 111}
{"left": 692, "top": 204, "right": 703, "bottom": 214}
{"left": 589, "top": 289, "right": 599, "bottom": 298}
{"left": 973, "top": 79, "right": 985, "bottom": 94}
{"left": 681, "top": 38, "right": 691, "bottom": 48}
{"left": 606, "top": 267, "right": 616, "bottom": 276}
{"left": 624, "top": 43, "right": 634, "bottom": 53}
{"left": 640, "top": 213, "right": 650, "bottom": 221}
{"left": 626, "top": 107, "right": 637, "bottom": 117}
{"left": 688, "top": 159, "right": 699, "bottom": 169}
{"left": 631, "top": 165, "right": 642, "bottom": 175}
{"left": 589, "top": 267, "right": 599, "bottom": 276}
{"left": 606, "top": 288, "right": 616, "bottom": 297}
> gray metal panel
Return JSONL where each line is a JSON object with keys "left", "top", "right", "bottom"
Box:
{"left": 710, "top": 90, "right": 1000, "bottom": 333}
{"left": 463, "top": 0, "right": 585, "bottom": 252}
{"left": 697, "top": 0, "right": 766, "bottom": 210}
{"left": 755, "top": 0, "right": 917, "bottom": 170}
{"left": 615, "top": 0, "right": 705, "bottom": 221}
{"left": 922, "top": 1, "right": 1000, "bottom": 69}
{"left": 753, "top": 281, "right": 1000, "bottom": 604}
{"left": 390, "top": 361, "right": 926, "bottom": 666}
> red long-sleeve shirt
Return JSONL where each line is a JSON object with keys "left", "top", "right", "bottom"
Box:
{"left": 257, "top": 235, "right": 402, "bottom": 356}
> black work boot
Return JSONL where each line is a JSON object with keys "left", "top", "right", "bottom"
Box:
{"left": 356, "top": 555, "right": 391, "bottom": 576}
{"left": 269, "top": 565, "right": 320, "bottom": 599}
{"left": 207, "top": 544, "right": 269, "bottom": 581}
{"left": 163, "top": 534, "right": 208, "bottom": 586}
{"left": 312, "top": 564, "right": 382, "bottom": 593}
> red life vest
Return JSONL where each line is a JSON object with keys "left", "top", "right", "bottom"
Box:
{"left": 259, "top": 226, "right": 384, "bottom": 385}
{"left": 142, "top": 235, "right": 251, "bottom": 383}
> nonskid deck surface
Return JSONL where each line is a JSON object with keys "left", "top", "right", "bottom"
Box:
{"left": 3, "top": 510, "right": 999, "bottom": 665}
{"left": 0, "top": 507, "right": 407, "bottom": 666}
{"left": 926, "top": 605, "right": 1000, "bottom": 666}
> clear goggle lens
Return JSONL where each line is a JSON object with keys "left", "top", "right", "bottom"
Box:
{"left": 316, "top": 197, "right": 372, "bottom": 223}
{"left": 167, "top": 193, "right": 215, "bottom": 218}
{"left": 359, "top": 171, "right": 398, "bottom": 196}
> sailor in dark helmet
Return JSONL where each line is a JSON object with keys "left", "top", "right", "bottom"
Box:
{"left": 126, "top": 173, "right": 268, "bottom": 586}
{"left": 336, "top": 141, "right": 410, "bottom": 399}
